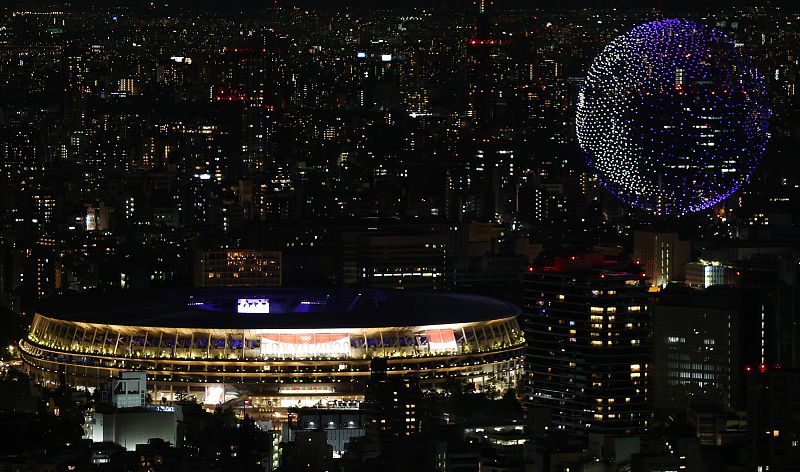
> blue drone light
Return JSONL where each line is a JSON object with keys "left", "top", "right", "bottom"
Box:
{"left": 576, "top": 19, "right": 770, "bottom": 214}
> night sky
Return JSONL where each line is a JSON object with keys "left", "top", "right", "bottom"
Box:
{"left": 13, "top": 0, "right": 796, "bottom": 12}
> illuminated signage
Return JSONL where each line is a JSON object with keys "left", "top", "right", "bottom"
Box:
{"left": 381, "top": 54, "right": 392, "bottom": 62}
{"left": 278, "top": 385, "right": 336, "bottom": 394}
{"left": 260, "top": 333, "right": 351, "bottom": 357}
{"left": 427, "top": 329, "right": 457, "bottom": 352}
{"left": 357, "top": 52, "right": 366, "bottom": 58}
{"left": 204, "top": 385, "right": 225, "bottom": 405}
{"left": 144, "top": 405, "right": 176, "bottom": 412}
{"left": 237, "top": 298, "right": 270, "bottom": 313}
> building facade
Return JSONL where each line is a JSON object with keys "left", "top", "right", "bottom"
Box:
{"left": 523, "top": 255, "right": 652, "bottom": 435}
{"left": 652, "top": 285, "right": 742, "bottom": 412}
{"left": 21, "top": 289, "right": 524, "bottom": 413}
{"left": 633, "top": 230, "right": 691, "bottom": 288}
{"left": 194, "top": 249, "right": 282, "bottom": 288}
{"left": 748, "top": 368, "right": 800, "bottom": 472}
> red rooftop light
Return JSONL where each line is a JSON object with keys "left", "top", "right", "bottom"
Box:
{"left": 468, "top": 39, "right": 497, "bottom": 46}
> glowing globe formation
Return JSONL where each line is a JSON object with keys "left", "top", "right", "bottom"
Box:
{"left": 576, "top": 19, "right": 770, "bottom": 214}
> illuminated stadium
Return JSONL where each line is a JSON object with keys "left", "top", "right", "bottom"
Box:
{"left": 20, "top": 289, "right": 524, "bottom": 411}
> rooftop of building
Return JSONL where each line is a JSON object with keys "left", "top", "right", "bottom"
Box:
{"left": 656, "top": 284, "right": 742, "bottom": 308}
{"left": 526, "top": 253, "right": 645, "bottom": 278}
{"left": 35, "top": 288, "right": 520, "bottom": 329}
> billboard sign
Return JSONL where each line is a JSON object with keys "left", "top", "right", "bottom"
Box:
{"left": 260, "top": 333, "right": 351, "bottom": 357}
{"left": 204, "top": 385, "right": 225, "bottom": 405}
{"left": 238, "top": 298, "right": 270, "bottom": 314}
{"left": 427, "top": 329, "right": 457, "bottom": 352}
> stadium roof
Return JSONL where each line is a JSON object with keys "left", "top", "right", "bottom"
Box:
{"left": 36, "top": 288, "right": 520, "bottom": 329}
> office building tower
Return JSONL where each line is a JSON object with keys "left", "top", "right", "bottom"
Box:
{"left": 633, "top": 230, "right": 691, "bottom": 288}
{"left": 684, "top": 260, "right": 738, "bottom": 289}
{"left": 748, "top": 368, "right": 800, "bottom": 472}
{"left": 362, "top": 358, "right": 421, "bottom": 439}
{"left": 523, "top": 254, "right": 652, "bottom": 435}
{"left": 652, "top": 285, "right": 743, "bottom": 412}
{"left": 194, "top": 249, "right": 282, "bottom": 288}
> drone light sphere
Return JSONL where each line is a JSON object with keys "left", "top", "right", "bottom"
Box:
{"left": 576, "top": 19, "right": 771, "bottom": 215}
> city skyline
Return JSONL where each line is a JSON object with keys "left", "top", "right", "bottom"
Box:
{"left": 0, "top": 1, "right": 797, "bottom": 471}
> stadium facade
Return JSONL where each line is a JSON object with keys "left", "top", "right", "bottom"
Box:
{"left": 20, "top": 289, "right": 524, "bottom": 410}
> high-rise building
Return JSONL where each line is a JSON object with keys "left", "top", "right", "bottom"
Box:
{"left": 523, "top": 254, "right": 652, "bottom": 435}
{"left": 217, "top": 35, "right": 288, "bottom": 176}
{"left": 337, "top": 223, "right": 464, "bottom": 290}
{"left": 31, "top": 194, "right": 55, "bottom": 229}
{"left": 652, "top": 285, "right": 743, "bottom": 412}
{"left": 633, "top": 230, "right": 691, "bottom": 288}
{"left": 362, "top": 358, "right": 421, "bottom": 439}
{"left": 684, "top": 260, "right": 739, "bottom": 288}
{"left": 467, "top": 0, "right": 497, "bottom": 129}
{"left": 748, "top": 368, "right": 800, "bottom": 472}
{"left": 194, "top": 250, "right": 282, "bottom": 288}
